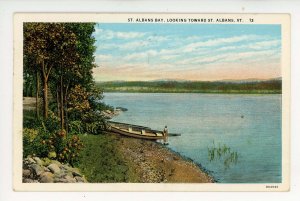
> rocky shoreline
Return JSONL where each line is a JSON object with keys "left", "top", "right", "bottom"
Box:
{"left": 117, "top": 135, "right": 214, "bottom": 183}
{"left": 23, "top": 156, "right": 87, "bottom": 183}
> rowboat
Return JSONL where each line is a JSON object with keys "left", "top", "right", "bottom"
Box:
{"left": 107, "top": 121, "right": 166, "bottom": 140}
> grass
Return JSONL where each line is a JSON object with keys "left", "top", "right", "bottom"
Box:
{"left": 23, "top": 108, "right": 132, "bottom": 183}
{"left": 76, "top": 134, "right": 130, "bottom": 183}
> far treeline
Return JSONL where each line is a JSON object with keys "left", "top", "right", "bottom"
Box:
{"left": 97, "top": 79, "right": 282, "bottom": 94}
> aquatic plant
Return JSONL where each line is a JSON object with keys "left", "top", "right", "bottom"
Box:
{"left": 208, "top": 141, "right": 239, "bottom": 170}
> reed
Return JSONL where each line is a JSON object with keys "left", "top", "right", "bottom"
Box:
{"left": 208, "top": 141, "right": 239, "bottom": 169}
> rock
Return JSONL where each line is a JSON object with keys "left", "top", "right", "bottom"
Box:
{"left": 51, "top": 160, "right": 62, "bottom": 166}
{"left": 31, "top": 164, "right": 44, "bottom": 176}
{"left": 33, "top": 157, "right": 43, "bottom": 165}
{"left": 54, "top": 178, "right": 68, "bottom": 183}
{"left": 116, "top": 106, "right": 128, "bottom": 111}
{"left": 28, "top": 157, "right": 36, "bottom": 164}
{"left": 23, "top": 158, "right": 87, "bottom": 183}
{"left": 74, "top": 176, "right": 85, "bottom": 183}
{"left": 47, "top": 164, "right": 61, "bottom": 174}
{"left": 44, "top": 167, "right": 50, "bottom": 172}
{"left": 72, "top": 171, "right": 82, "bottom": 177}
{"left": 23, "top": 169, "right": 31, "bottom": 177}
{"left": 71, "top": 168, "right": 82, "bottom": 177}
{"left": 173, "top": 156, "right": 180, "bottom": 161}
{"left": 23, "top": 178, "right": 34, "bottom": 183}
{"left": 64, "top": 175, "right": 76, "bottom": 183}
{"left": 40, "top": 172, "right": 54, "bottom": 183}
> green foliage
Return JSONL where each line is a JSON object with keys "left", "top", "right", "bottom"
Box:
{"left": 23, "top": 127, "right": 52, "bottom": 158}
{"left": 23, "top": 128, "right": 39, "bottom": 143}
{"left": 67, "top": 85, "right": 91, "bottom": 120}
{"left": 81, "top": 111, "right": 107, "bottom": 134}
{"left": 68, "top": 120, "right": 83, "bottom": 134}
{"left": 56, "top": 133, "right": 84, "bottom": 165}
{"left": 66, "top": 85, "right": 107, "bottom": 134}
{"left": 23, "top": 110, "right": 40, "bottom": 128}
{"left": 23, "top": 126, "right": 84, "bottom": 165}
{"left": 77, "top": 134, "right": 129, "bottom": 182}
{"left": 22, "top": 23, "right": 111, "bottom": 170}
{"left": 43, "top": 110, "right": 60, "bottom": 133}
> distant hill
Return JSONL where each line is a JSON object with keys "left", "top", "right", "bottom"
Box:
{"left": 96, "top": 78, "right": 282, "bottom": 94}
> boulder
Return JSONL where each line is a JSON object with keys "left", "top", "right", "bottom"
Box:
{"left": 22, "top": 169, "right": 31, "bottom": 177}
{"left": 28, "top": 157, "right": 36, "bottom": 164}
{"left": 31, "top": 164, "right": 44, "bottom": 176}
{"left": 40, "top": 172, "right": 54, "bottom": 183}
{"left": 33, "top": 157, "right": 43, "bottom": 166}
{"left": 23, "top": 178, "right": 34, "bottom": 183}
{"left": 74, "top": 176, "right": 85, "bottom": 183}
{"left": 51, "top": 160, "right": 62, "bottom": 166}
{"left": 23, "top": 158, "right": 87, "bottom": 183}
{"left": 47, "top": 164, "right": 61, "bottom": 174}
{"left": 64, "top": 175, "right": 76, "bottom": 183}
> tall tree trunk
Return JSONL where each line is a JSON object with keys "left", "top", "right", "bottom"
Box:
{"left": 35, "top": 69, "right": 39, "bottom": 119}
{"left": 60, "top": 73, "right": 65, "bottom": 130}
{"left": 64, "top": 83, "right": 69, "bottom": 134}
{"left": 42, "top": 59, "right": 49, "bottom": 119}
{"left": 65, "top": 101, "right": 68, "bottom": 134}
{"left": 43, "top": 77, "right": 48, "bottom": 119}
{"left": 56, "top": 86, "right": 60, "bottom": 117}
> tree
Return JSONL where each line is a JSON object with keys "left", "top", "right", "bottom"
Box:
{"left": 50, "top": 23, "right": 96, "bottom": 130}
{"left": 24, "top": 23, "right": 68, "bottom": 119}
{"left": 24, "top": 22, "right": 107, "bottom": 134}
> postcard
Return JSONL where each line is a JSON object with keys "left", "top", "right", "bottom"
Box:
{"left": 13, "top": 13, "right": 290, "bottom": 191}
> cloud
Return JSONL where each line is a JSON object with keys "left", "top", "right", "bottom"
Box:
{"left": 146, "top": 35, "right": 169, "bottom": 42}
{"left": 94, "top": 28, "right": 146, "bottom": 40}
{"left": 93, "top": 25, "right": 281, "bottom": 81}
{"left": 123, "top": 50, "right": 158, "bottom": 61}
{"left": 182, "top": 35, "right": 261, "bottom": 52}
{"left": 247, "top": 39, "right": 281, "bottom": 50}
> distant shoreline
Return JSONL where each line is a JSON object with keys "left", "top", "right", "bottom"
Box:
{"left": 102, "top": 89, "right": 281, "bottom": 94}
{"left": 96, "top": 79, "right": 282, "bottom": 94}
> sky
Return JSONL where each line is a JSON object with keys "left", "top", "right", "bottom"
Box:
{"left": 92, "top": 23, "right": 281, "bottom": 82}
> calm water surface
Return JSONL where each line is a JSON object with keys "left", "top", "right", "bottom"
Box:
{"left": 103, "top": 93, "right": 282, "bottom": 183}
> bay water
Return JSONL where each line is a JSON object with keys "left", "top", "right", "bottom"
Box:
{"left": 103, "top": 92, "right": 282, "bottom": 183}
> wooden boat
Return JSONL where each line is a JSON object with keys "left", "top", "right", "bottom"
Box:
{"left": 107, "top": 121, "right": 166, "bottom": 140}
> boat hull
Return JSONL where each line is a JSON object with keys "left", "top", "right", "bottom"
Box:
{"left": 110, "top": 126, "right": 165, "bottom": 140}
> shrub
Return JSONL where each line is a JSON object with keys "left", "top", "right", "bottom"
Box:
{"left": 58, "top": 135, "right": 84, "bottom": 165}
{"left": 68, "top": 120, "right": 83, "bottom": 134}
{"left": 82, "top": 112, "right": 107, "bottom": 134}
{"left": 43, "top": 110, "right": 60, "bottom": 133}
{"left": 23, "top": 127, "right": 84, "bottom": 166}
{"left": 23, "top": 127, "right": 51, "bottom": 158}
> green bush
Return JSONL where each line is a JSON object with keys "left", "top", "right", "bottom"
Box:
{"left": 81, "top": 111, "right": 106, "bottom": 134}
{"left": 68, "top": 120, "right": 83, "bottom": 134}
{"left": 43, "top": 110, "right": 60, "bottom": 133}
{"left": 23, "top": 127, "right": 84, "bottom": 165}
{"left": 23, "top": 127, "right": 51, "bottom": 158}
